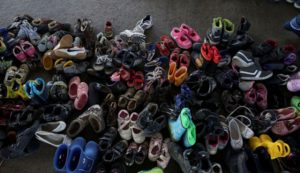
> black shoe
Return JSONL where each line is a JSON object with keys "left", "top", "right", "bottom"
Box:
{"left": 226, "top": 149, "right": 250, "bottom": 173}
{"left": 88, "top": 82, "right": 111, "bottom": 106}
{"left": 98, "top": 127, "right": 118, "bottom": 152}
{"left": 123, "top": 142, "right": 138, "bottom": 166}
{"left": 168, "top": 141, "right": 193, "bottom": 173}
{"left": 230, "top": 34, "right": 254, "bottom": 50}
{"left": 232, "top": 50, "right": 255, "bottom": 68}
{"left": 237, "top": 17, "right": 251, "bottom": 35}
{"left": 135, "top": 141, "right": 148, "bottom": 165}
{"left": 239, "top": 63, "right": 273, "bottom": 80}
{"left": 137, "top": 103, "right": 158, "bottom": 129}
{"left": 110, "top": 162, "right": 126, "bottom": 173}
{"left": 143, "top": 115, "right": 167, "bottom": 137}
{"left": 42, "top": 101, "right": 73, "bottom": 122}
{"left": 103, "top": 140, "right": 128, "bottom": 162}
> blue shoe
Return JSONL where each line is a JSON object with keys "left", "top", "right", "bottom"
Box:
{"left": 284, "top": 14, "right": 300, "bottom": 36}
{"left": 24, "top": 80, "right": 35, "bottom": 98}
{"left": 66, "top": 140, "right": 99, "bottom": 173}
{"left": 180, "top": 84, "right": 193, "bottom": 98}
{"left": 175, "top": 94, "right": 186, "bottom": 113}
{"left": 32, "top": 77, "right": 48, "bottom": 102}
{"left": 54, "top": 137, "right": 85, "bottom": 172}
{"left": 65, "top": 137, "right": 86, "bottom": 173}
{"left": 169, "top": 108, "right": 191, "bottom": 141}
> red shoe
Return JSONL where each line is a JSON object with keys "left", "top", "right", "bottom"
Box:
{"left": 200, "top": 43, "right": 213, "bottom": 61}
{"left": 179, "top": 51, "right": 190, "bottom": 68}
{"left": 156, "top": 35, "right": 176, "bottom": 56}
{"left": 134, "top": 71, "right": 144, "bottom": 90}
{"left": 127, "top": 70, "right": 136, "bottom": 87}
{"left": 211, "top": 46, "right": 221, "bottom": 64}
{"left": 169, "top": 48, "right": 181, "bottom": 64}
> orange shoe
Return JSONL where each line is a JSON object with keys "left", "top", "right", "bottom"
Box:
{"left": 174, "top": 66, "right": 188, "bottom": 86}
{"left": 42, "top": 50, "right": 54, "bottom": 71}
{"left": 168, "top": 62, "right": 177, "bottom": 83}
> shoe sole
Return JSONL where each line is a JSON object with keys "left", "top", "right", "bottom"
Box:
{"left": 54, "top": 49, "right": 86, "bottom": 60}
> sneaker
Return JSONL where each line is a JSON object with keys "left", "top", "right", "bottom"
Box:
{"left": 206, "top": 17, "right": 223, "bottom": 45}
{"left": 232, "top": 50, "right": 254, "bottom": 68}
{"left": 222, "top": 18, "right": 235, "bottom": 44}
{"left": 98, "top": 127, "right": 117, "bottom": 152}
{"left": 35, "top": 131, "right": 71, "bottom": 147}
{"left": 239, "top": 61, "right": 273, "bottom": 81}
{"left": 124, "top": 142, "right": 138, "bottom": 166}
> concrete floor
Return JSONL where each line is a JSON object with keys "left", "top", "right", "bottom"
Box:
{"left": 0, "top": 0, "right": 299, "bottom": 173}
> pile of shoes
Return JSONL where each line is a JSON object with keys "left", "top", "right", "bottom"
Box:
{"left": 0, "top": 14, "right": 300, "bottom": 173}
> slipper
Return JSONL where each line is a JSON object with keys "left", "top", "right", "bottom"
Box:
{"left": 180, "top": 23, "right": 201, "bottom": 42}
{"left": 170, "top": 27, "right": 192, "bottom": 49}
{"left": 271, "top": 116, "right": 300, "bottom": 136}
{"left": 13, "top": 45, "right": 27, "bottom": 62}
{"left": 42, "top": 50, "right": 54, "bottom": 71}
{"left": 15, "top": 64, "right": 29, "bottom": 84}
{"left": 74, "top": 82, "right": 88, "bottom": 110}
{"left": 68, "top": 76, "right": 80, "bottom": 99}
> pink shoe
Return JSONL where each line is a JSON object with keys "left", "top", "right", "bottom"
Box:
{"left": 179, "top": 51, "right": 190, "bottom": 68}
{"left": 13, "top": 45, "right": 27, "bottom": 62}
{"left": 255, "top": 83, "right": 267, "bottom": 109}
{"left": 180, "top": 23, "right": 201, "bottom": 42}
{"left": 68, "top": 76, "right": 80, "bottom": 99}
{"left": 20, "top": 40, "right": 36, "bottom": 57}
{"left": 170, "top": 27, "right": 192, "bottom": 49}
{"left": 120, "top": 68, "right": 130, "bottom": 81}
{"left": 74, "top": 82, "right": 88, "bottom": 110}
{"left": 111, "top": 71, "right": 121, "bottom": 82}
{"left": 286, "top": 78, "right": 300, "bottom": 92}
{"left": 244, "top": 88, "right": 256, "bottom": 105}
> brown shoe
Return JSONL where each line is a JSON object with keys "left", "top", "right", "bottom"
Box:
{"left": 118, "top": 88, "right": 136, "bottom": 108}
{"left": 127, "top": 90, "right": 146, "bottom": 112}
{"left": 53, "top": 34, "right": 73, "bottom": 50}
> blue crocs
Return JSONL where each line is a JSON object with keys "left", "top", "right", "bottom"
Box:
{"left": 24, "top": 80, "right": 35, "bottom": 98}
{"left": 66, "top": 140, "right": 99, "bottom": 173}
{"left": 65, "top": 137, "right": 86, "bottom": 173}
{"left": 54, "top": 137, "right": 85, "bottom": 172}
{"left": 169, "top": 108, "right": 192, "bottom": 142}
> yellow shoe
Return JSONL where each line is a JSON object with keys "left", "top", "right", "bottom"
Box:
{"left": 14, "top": 82, "right": 29, "bottom": 100}
{"left": 275, "top": 140, "right": 290, "bottom": 157}
{"left": 42, "top": 50, "right": 54, "bottom": 71}
{"left": 174, "top": 66, "right": 188, "bottom": 86}
{"left": 168, "top": 62, "right": 176, "bottom": 84}
{"left": 6, "top": 85, "right": 18, "bottom": 99}
{"left": 259, "top": 134, "right": 285, "bottom": 159}
{"left": 249, "top": 136, "right": 263, "bottom": 151}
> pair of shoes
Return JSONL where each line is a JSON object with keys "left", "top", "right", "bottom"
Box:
{"left": 25, "top": 77, "right": 48, "bottom": 102}
{"left": 118, "top": 88, "right": 146, "bottom": 111}
{"left": 169, "top": 108, "right": 196, "bottom": 148}
{"left": 206, "top": 17, "right": 235, "bottom": 45}
{"left": 17, "top": 20, "right": 41, "bottom": 45}
{"left": 230, "top": 17, "right": 254, "bottom": 50}
{"left": 124, "top": 141, "right": 149, "bottom": 166}
{"left": 12, "top": 40, "right": 36, "bottom": 62}
{"left": 102, "top": 140, "right": 128, "bottom": 163}
{"left": 114, "top": 49, "right": 144, "bottom": 69}
{"left": 170, "top": 23, "right": 201, "bottom": 49}
{"left": 47, "top": 75, "right": 68, "bottom": 102}
{"left": 244, "top": 83, "right": 268, "bottom": 109}
{"left": 271, "top": 109, "right": 300, "bottom": 136}
{"left": 68, "top": 76, "right": 88, "bottom": 110}
{"left": 168, "top": 60, "right": 188, "bottom": 86}
{"left": 156, "top": 35, "right": 176, "bottom": 56}
{"left": 74, "top": 18, "right": 96, "bottom": 52}
{"left": 53, "top": 137, "right": 98, "bottom": 173}
{"left": 35, "top": 121, "right": 71, "bottom": 147}
{"left": 249, "top": 134, "right": 290, "bottom": 159}
{"left": 112, "top": 68, "right": 145, "bottom": 90}
{"left": 200, "top": 43, "right": 222, "bottom": 65}
{"left": 169, "top": 48, "right": 191, "bottom": 68}
{"left": 53, "top": 34, "right": 87, "bottom": 60}
{"left": 31, "top": 18, "right": 53, "bottom": 34}
{"left": 232, "top": 50, "right": 273, "bottom": 80}
{"left": 137, "top": 103, "right": 167, "bottom": 136}
{"left": 42, "top": 102, "right": 73, "bottom": 122}
{"left": 118, "top": 109, "right": 145, "bottom": 143}
{"left": 67, "top": 104, "right": 105, "bottom": 137}
{"left": 120, "top": 15, "right": 152, "bottom": 43}
{"left": 4, "top": 64, "right": 29, "bottom": 86}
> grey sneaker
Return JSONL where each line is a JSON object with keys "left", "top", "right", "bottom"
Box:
{"left": 232, "top": 50, "right": 254, "bottom": 68}
{"left": 239, "top": 63, "right": 273, "bottom": 81}
{"left": 133, "top": 15, "right": 153, "bottom": 32}
{"left": 206, "top": 17, "right": 223, "bottom": 45}
{"left": 168, "top": 142, "right": 194, "bottom": 173}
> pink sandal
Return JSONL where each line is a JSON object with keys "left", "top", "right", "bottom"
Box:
{"left": 74, "top": 82, "right": 88, "bottom": 110}
{"left": 271, "top": 116, "right": 300, "bottom": 136}
{"left": 180, "top": 23, "right": 201, "bottom": 43}
{"left": 13, "top": 45, "right": 27, "bottom": 62}
{"left": 20, "top": 41, "right": 36, "bottom": 57}
{"left": 170, "top": 27, "right": 192, "bottom": 49}
{"left": 68, "top": 76, "right": 80, "bottom": 99}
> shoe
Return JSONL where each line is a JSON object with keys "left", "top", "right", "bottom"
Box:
{"left": 127, "top": 90, "right": 146, "bottom": 112}
{"left": 239, "top": 63, "right": 273, "bottom": 81}
{"left": 138, "top": 167, "right": 163, "bottom": 173}
{"left": 63, "top": 60, "right": 89, "bottom": 76}
{"left": 133, "top": 15, "right": 153, "bottom": 31}
{"left": 131, "top": 114, "right": 146, "bottom": 144}
{"left": 88, "top": 82, "right": 111, "bottom": 106}
{"left": 102, "top": 140, "right": 128, "bottom": 162}
{"left": 135, "top": 141, "right": 148, "bottom": 165}
{"left": 183, "top": 122, "right": 196, "bottom": 148}
{"left": 54, "top": 45, "right": 87, "bottom": 60}
{"left": 68, "top": 76, "right": 80, "bottom": 99}
{"left": 67, "top": 105, "right": 100, "bottom": 137}
{"left": 206, "top": 17, "right": 223, "bottom": 45}
{"left": 180, "top": 23, "right": 201, "bottom": 42}
{"left": 232, "top": 50, "right": 254, "bottom": 68}
{"left": 120, "top": 30, "right": 145, "bottom": 44}
{"left": 228, "top": 119, "right": 243, "bottom": 150}
{"left": 118, "top": 88, "right": 136, "bottom": 108}
{"left": 42, "top": 102, "right": 72, "bottom": 122}
{"left": 88, "top": 104, "right": 105, "bottom": 133}
{"left": 174, "top": 66, "right": 188, "bottom": 86}
{"left": 118, "top": 110, "right": 132, "bottom": 141}
{"left": 284, "top": 14, "right": 300, "bottom": 36}
{"left": 148, "top": 133, "right": 163, "bottom": 161}
{"left": 137, "top": 103, "right": 158, "bottom": 129}
{"left": 169, "top": 108, "right": 191, "bottom": 141}
{"left": 170, "top": 27, "right": 192, "bottom": 49}
{"left": 74, "top": 82, "right": 88, "bottom": 110}
{"left": 205, "top": 133, "right": 219, "bottom": 155}
{"left": 98, "top": 127, "right": 117, "bottom": 152}
{"left": 168, "top": 141, "right": 193, "bottom": 173}
{"left": 222, "top": 19, "right": 235, "bottom": 43}
{"left": 39, "top": 121, "right": 66, "bottom": 133}
{"left": 110, "top": 162, "right": 126, "bottom": 173}
{"left": 35, "top": 131, "right": 71, "bottom": 147}
{"left": 143, "top": 115, "right": 167, "bottom": 137}
{"left": 124, "top": 142, "right": 138, "bottom": 166}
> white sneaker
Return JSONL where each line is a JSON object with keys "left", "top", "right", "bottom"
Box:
{"left": 228, "top": 119, "right": 243, "bottom": 150}
{"left": 35, "top": 131, "right": 72, "bottom": 147}
{"left": 118, "top": 109, "right": 132, "bottom": 140}
{"left": 134, "top": 15, "right": 153, "bottom": 31}
{"left": 120, "top": 30, "right": 145, "bottom": 44}
{"left": 234, "top": 117, "right": 254, "bottom": 139}
{"left": 39, "top": 121, "right": 66, "bottom": 133}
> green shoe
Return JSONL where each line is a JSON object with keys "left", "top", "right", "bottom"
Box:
{"left": 206, "top": 17, "right": 223, "bottom": 45}
{"left": 168, "top": 108, "right": 191, "bottom": 141}
{"left": 291, "top": 96, "right": 300, "bottom": 114}
{"left": 138, "top": 167, "right": 164, "bottom": 173}
{"left": 222, "top": 19, "right": 235, "bottom": 43}
{"left": 183, "top": 122, "right": 196, "bottom": 148}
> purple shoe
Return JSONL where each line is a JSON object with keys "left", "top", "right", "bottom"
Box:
{"left": 287, "top": 78, "right": 300, "bottom": 92}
